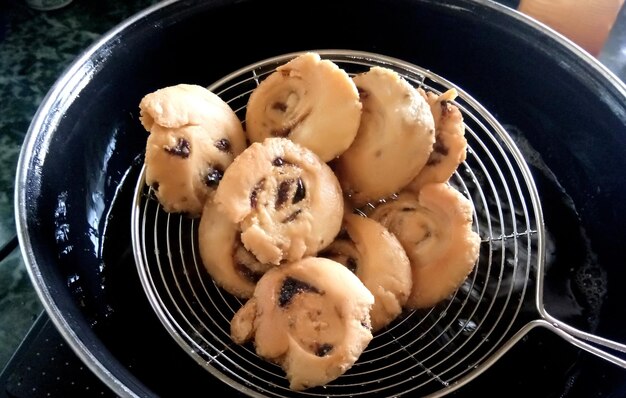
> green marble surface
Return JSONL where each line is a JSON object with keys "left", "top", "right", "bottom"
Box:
{"left": 0, "top": 0, "right": 159, "bottom": 372}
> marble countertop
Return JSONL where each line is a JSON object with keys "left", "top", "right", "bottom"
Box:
{"left": 0, "top": 0, "right": 625, "bottom": 381}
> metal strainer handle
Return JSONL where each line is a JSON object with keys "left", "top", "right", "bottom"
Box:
{"left": 539, "top": 315, "right": 626, "bottom": 367}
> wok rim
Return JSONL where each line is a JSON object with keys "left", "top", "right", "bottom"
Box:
{"left": 14, "top": 1, "right": 179, "bottom": 396}
{"left": 13, "top": 0, "right": 626, "bottom": 397}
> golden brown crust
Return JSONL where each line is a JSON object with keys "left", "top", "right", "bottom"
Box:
{"left": 229, "top": 257, "right": 374, "bottom": 390}
{"left": 408, "top": 88, "right": 467, "bottom": 191}
{"left": 198, "top": 199, "right": 272, "bottom": 299}
{"left": 245, "top": 52, "right": 362, "bottom": 162}
{"left": 370, "top": 183, "right": 481, "bottom": 309}
{"left": 140, "top": 84, "right": 246, "bottom": 217}
{"left": 320, "top": 213, "right": 412, "bottom": 331}
{"left": 334, "top": 67, "right": 435, "bottom": 206}
{"left": 214, "top": 137, "right": 343, "bottom": 264}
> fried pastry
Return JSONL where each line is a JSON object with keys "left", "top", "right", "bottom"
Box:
{"left": 197, "top": 198, "right": 272, "bottom": 299}
{"left": 320, "top": 213, "right": 412, "bottom": 331}
{"left": 334, "top": 66, "right": 435, "bottom": 206}
{"left": 230, "top": 257, "right": 374, "bottom": 390}
{"left": 214, "top": 137, "right": 343, "bottom": 264}
{"left": 245, "top": 52, "right": 362, "bottom": 162}
{"left": 140, "top": 84, "right": 246, "bottom": 217}
{"left": 370, "top": 183, "right": 481, "bottom": 309}
{"left": 408, "top": 88, "right": 468, "bottom": 191}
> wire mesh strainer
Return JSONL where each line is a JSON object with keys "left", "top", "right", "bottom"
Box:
{"left": 131, "top": 50, "right": 626, "bottom": 397}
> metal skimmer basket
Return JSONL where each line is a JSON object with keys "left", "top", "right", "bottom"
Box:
{"left": 131, "top": 50, "right": 626, "bottom": 397}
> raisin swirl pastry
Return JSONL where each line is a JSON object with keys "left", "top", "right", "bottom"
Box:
{"left": 370, "top": 183, "right": 481, "bottom": 309}
{"left": 320, "top": 213, "right": 412, "bottom": 332}
{"left": 245, "top": 52, "right": 362, "bottom": 162}
{"left": 334, "top": 66, "right": 435, "bottom": 207}
{"left": 214, "top": 137, "right": 343, "bottom": 265}
{"left": 198, "top": 199, "right": 272, "bottom": 299}
{"left": 408, "top": 88, "right": 468, "bottom": 191}
{"left": 140, "top": 84, "right": 246, "bottom": 217}
{"left": 230, "top": 257, "right": 374, "bottom": 390}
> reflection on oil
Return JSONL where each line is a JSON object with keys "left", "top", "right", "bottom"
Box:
{"left": 85, "top": 132, "right": 117, "bottom": 257}
{"left": 505, "top": 125, "right": 607, "bottom": 331}
{"left": 52, "top": 126, "right": 127, "bottom": 324}
{"left": 54, "top": 191, "right": 71, "bottom": 255}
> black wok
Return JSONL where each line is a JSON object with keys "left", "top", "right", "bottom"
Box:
{"left": 15, "top": 0, "right": 626, "bottom": 396}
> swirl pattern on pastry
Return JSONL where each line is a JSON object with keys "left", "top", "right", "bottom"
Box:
{"left": 320, "top": 213, "right": 412, "bottom": 331}
{"left": 408, "top": 88, "right": 467, "bottom": 191}
{"left": 214, "top": 137, "right": 343, "bottom": 264}
{"left": 140, "top": 84, "right": 246, "bottom": 217}
{"left": 370, "top": 183, "right": 481, "bottom": 309}
{"left": 230, "top": 257, "right": 374, "bottom": 390}
{"left": 245, "top": 52, "right": 362, "bottom": 162}
{"left": 334, "top": 66, "right": 435, "bottom": 206}
{"left": 198, "top": 199, "right": 272, "bottom": 299}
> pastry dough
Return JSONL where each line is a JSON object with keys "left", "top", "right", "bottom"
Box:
{"left": 320, "top": 213, "right": 412, "bottom": 331}
{"left": 370, "top": 183, "right": 481, "bottom": 309}
{"left": 140, "top": 84, "right": 246, "bottom": 217}
{"left": 334, "top": 66, "right": 435, "bottom": 206}
{"left": 408, "top": 88, "right": 467, "bottom": 191}
{"left": 230, "top": 257, "right": 374, "bottom": 390}
{"left": 245, "top": 52, "right": 362, "bottom": 162}
{"left": 198, "top": 198, "right": 272, "bottom": 299}
{"left": 214, "top": 137, "right": 343, "bottom": 264}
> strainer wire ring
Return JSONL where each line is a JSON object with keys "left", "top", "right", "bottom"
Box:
{"left": 371, "top": 78, "right": 528, "bottom": 384}
{"left": 384, "top": 147, "right": 509, "bottom": 393}
{"left": 170, "top": 205, "right": 302, "bottom": 396}
{"left": 213, "top": 63, "right": 496, "bottom": 366}
{"left": 350, "top": 55, "right": 521, "bottom": 387}
{"left": 426, "top": 172, "right": 525, "bottom": 389}
{"left": 131, "top": 50, "right": 546, "bottom": 397}
{"left": 159, "top": 212, "right": 224, "bottom": 354}
{"left": 417, "top": 67, "right": 539, "bottom": 396}
{"left": 210, "top": 72, "right": 487, "bottom": 379}
{"left": 187, "top": 228, "right": 293, "bottom": 393}
{"left": 137, "top": 187, "right": 276, "bottom": 398}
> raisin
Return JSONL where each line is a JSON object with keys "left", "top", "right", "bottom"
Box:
{"left": 214, "top": 138, "right": 231, "bottom": 153}
{"left": 426, "top": 140, "right": 448, "bottom": 166}
{"left": 235, "top": 262, "right": 263, "bottom": 283}
{"left": 275, "top": 179, "right": 293, "bottom": 208}
{"left": 250, "top": 190, "right": 258, "bottom": 208}
{"left": 432, "top": 140, "right": 449, "bottom": 156}
{"left": 441, "top": 99, "right": 451, "bottom": 116}
{"left": 314, "top": 343, "right": 334, "bottom": 357}
{"left": 283, "top": 209, "right": 302, "bottom": 223}
{"left": 292, "top": 178, "right": 306, "bottom": 203}
{"left": 205, "top": 168, "right": 223, "bottom": 187}
{"left": 278, "top": 277, "right": 320, "bottom": 307}
{"left": 250, "top": 179, "right": 265, "bottom": 208}
{"left": 272, "top": 157, "right": 285, "bottom": 166}
{"left": 165, "top": 137, "right": 191, "bottom": 158}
